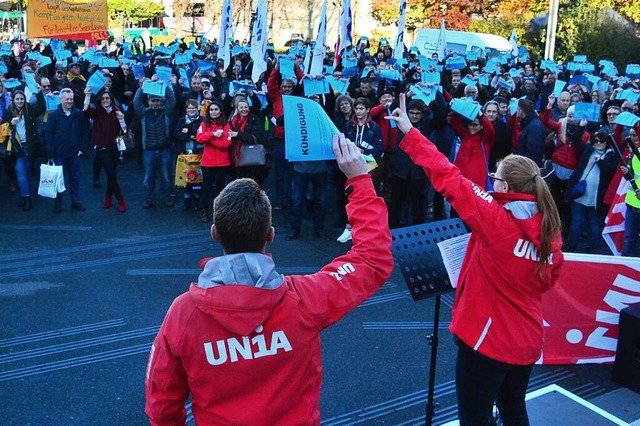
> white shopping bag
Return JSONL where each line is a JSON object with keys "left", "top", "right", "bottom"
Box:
{"left": 38, "top": 163, "right": 65, "bottom": 198}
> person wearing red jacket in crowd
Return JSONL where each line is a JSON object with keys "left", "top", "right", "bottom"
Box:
{"left": 266, "top": 59, "right": 305, "bottom": 209}
{"left": 388, "top": 94, "right": 564, "bottom": 426}
{"left": 449, "top": 108, "right": 495, "bottom": 192}
{"left": 196, "top": 101, "right": 232, "bottom": 223}
{"left": 144, "top": 135, "right": 393, "bottom": 426}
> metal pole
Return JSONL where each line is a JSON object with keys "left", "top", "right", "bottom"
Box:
{"left": 544, "top": 0, "right": 559, "bottom": 60}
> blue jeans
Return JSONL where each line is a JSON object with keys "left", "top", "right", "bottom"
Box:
{"left": 15, "top": 153, "right": 32, "bottom": 197}
{"left": 54, "top": 156, "right": 81, "bottom": 206}
{"left": 272, "top": 138, "right": 292, "bottom": 206}
{"left": 566, "top": 202, "right": 602, "bottom": 252}
{"left": 291, "top": 171, "right": 328, "bottom": 234}
{"left": 143, "top": 149, "right": 171, "bottom": 202}
{"left": 622, "top": 205, "right": 640, "bottom": 257}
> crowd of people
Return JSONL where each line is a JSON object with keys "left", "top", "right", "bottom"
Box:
{"left": 1, "top": 35, "right": 639, "bottom": 253}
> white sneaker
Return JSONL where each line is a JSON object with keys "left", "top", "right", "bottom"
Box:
{"left": 337, "top": 228, "right": 352, "bottom": 243}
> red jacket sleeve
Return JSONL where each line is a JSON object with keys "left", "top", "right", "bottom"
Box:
{"left": 196, "top": 122, "right": 212, "bottom": 145}
{"left": 450, "top": 113, "right": 469, "bottom": 139}
{"left": 210, "top": 124, "right": 232, "bottom": 149}
{"left": 145, "top": 304, "right": 190, "bottom": 426}
{"left": 540, "top": 108, "right": 561, "bottom": 134}
{"left": 288, "top": 174, "right": 393, "bottom": 329}
{"left": 371, "top": 103, "right": 386, "bottom": 121}
{"left": 480, "top": 114, "right": 495, "bottom": 148}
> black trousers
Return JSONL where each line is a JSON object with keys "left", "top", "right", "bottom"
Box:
{"left": 95, "top": 149, "right": 122, "bottom": 198}
{"left": 388, "top": 175, "right": 426, "bottom": 228}
{"left": 201, "top": 166, "right": 231, "bottom": 212}
{"left": 455, "top": 337, "right": 533, "bottom": 426}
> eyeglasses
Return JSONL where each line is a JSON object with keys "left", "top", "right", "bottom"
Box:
{"left": 488, "top": 173, "right": 506, "bottom": 183}
{"left": 607, "top": 112, "right": 619, "bottom": 116}
{"left": 41, "top": 85, "right": 50, "bottom": 88}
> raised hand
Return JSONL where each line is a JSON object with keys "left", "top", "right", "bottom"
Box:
{"left": 333, "top": 134, "right": 367, "bottom": 179}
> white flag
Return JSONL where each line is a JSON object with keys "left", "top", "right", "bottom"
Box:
{"left": 334, "top": 0, "right": 352, "bottom": 67}
{"left": 436, "top": 19, "right": 446, "bottom": 60}
{"left": 393, "top": 0, "right": 406, "bottom": 61}
{"left": 509, "top": 28, "right": 518, "bottom": 57}
{"left": 250, "top": 0, "right": 269, "bottom": 83}
{"left": 309, "top": 0, "right": 327, "bottom": 76}
{"left": 219, "top": 0, "right": 234, "bottom": 69}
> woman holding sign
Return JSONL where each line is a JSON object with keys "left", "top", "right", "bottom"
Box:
{"left": 387, "top": 94, "right": 564, "bottom": 426}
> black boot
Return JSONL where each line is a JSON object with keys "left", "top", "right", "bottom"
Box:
{"left": 182, "top": 198, "right": 192, "bottom": 211}
{"left": 23, "top": 196, "right": 32, "bottom": 211}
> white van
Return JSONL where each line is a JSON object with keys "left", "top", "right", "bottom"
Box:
{"left": 412, "top": 29, "right": 511, "bottom": 58}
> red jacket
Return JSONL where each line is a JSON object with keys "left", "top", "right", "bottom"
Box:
{"left": 401, "top": 128, "right": 564, "bottom": 365}
{"left": 450, "top": 113, "right": 495, "bottom": 189}
{"left": 196, "top": 122, "right": 232, "bottom": 167}
{"left": 371, "top": 103, "right": 399, "bottom": 152}
{"left": 144, "top": 175, "right": 393, "bottom": 425}
{"left": 266, "top": 66, "right": 304, "bottom": 140}
{"left": 540, "top": 108, "right": 589, "bottom": 170}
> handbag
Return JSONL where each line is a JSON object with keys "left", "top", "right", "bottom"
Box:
{"left": 238, "top": 137, "right": 266, "bottom": 167}
{"left": 175, "top": 153, "right": 203, "bottom": 187}
{"left": 115, "top": 135, "right": 127, "bottom": 152}
{"left": 38, "top": 162, "right": 65, "bottom": 198}
{"left": 569, "top": 162, "right": 597, "bottom": 200}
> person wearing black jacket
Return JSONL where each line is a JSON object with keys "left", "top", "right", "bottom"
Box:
{"left": 515, "top": 99, "right": 546, "bottom": 166}
{"left": 564, "top": 129, "right": 617, "bottom": 252}
{"left": 174, "top": 99, "right": 203, "bottom": 210}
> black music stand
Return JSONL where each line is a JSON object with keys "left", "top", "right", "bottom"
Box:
{"left": 391, "top": 218, "right": 469, "bottom": 426}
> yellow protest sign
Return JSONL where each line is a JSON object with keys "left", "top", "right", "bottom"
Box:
{"left": 27, "top": 0, "right": 109, "bottom": 39}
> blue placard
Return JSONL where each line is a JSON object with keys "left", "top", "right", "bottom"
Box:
{"left": 409, "top": 84, "right": 436, "bottom": 105}
{"left": 325, "top": 76, "right": 350, "bottom": 94}
{"left": 626, "top": 64, "right": 640, "bottom": 78}
{"left": 509, "top": 99, "right": 518, "bottom": 116}
{"left": 45, "top": 94, "right": 60, "bottom": 111}
{"left": 174, "top": 53, "right": 190, "bottom": 65}
{"left": 86, "top": 72, "right": 107, "bottom": 93}
{"left": 598, "top": 80, "right": 610, "bottom": 93}
{"left": 573, "top": 102, "right": 600, "bottom": 122}
{"left": 54, "top": 50, "right": 72, "bottom": 61}
{"left": 509, "top": 68, "right": 522, "bottom": 78}
{"left": 342, "top": 66, "right": 358, "bottom": 79}
{"left": 586, "top": 74, "right": 601, "bottom": 85}
{"left": 579, "top": 63, "right": 595, "bottom": 73}
{"left": 421, "top": 71, "right": 439, "bottom": 85}
{"left": 24, "top": 73, "right": 38, "bottom": 93}
{"left": 303, "top": 78, "right": 330, "bottom": 96}
{"left": 229, "top": 80, "right": 257, "bottom": 93}
{"left": 155, "top": 66, "right": 173, "bottom": 85}
{"left": 26, "top": 52, "right": 40, "bottom": 60}
{"left": 99, "top": 58, "right": 120, "bottom": 68}
{"left": 324, "top": 65, "right": 334, "bottom": 75}
{"left": 283, "top": 95, "right": 339, "bottom": 161}
{"left": 465, "top": 49, "right": 481, "bottom": 61}
{"left": 142, "top": 81, "right": 167, "bottom": 97}
{"left": 541, "top": 60, "right": 556, "bottom": 71}
{"left": 484, "top": 60, "right": 498, "bottom": 74}
{"left": 36, "top": 54, "right": 52, "bottom": 67}
{"left": 599, "top": 59, "right": 614, "bottom": 67}
{"left": 279, "top": 57, "right": 297, "bottom": 83}
{"left": 574, "top": 55, "right": 587, "bottom": 63}
{"left": 379, "top": 69, "right": 401, "bottom": 81}
{"left": 361, "top": 67, "right": 376, "bottom": 79}
{"left": 477, "top": 74, "right": 489, "bottom": 86}
{"left": 121, "top": 58, "right": 137, "bottom": 65}
{"left": 342, "top": 57, "right": 357, "bottom": 69}
{"left": 553, "top": 80, "right": 567, "bottom": 98}
{"left": 498, "top": 78, "right": 512, "bottom": 90}
{"left": 0, "top": 62, "right": 7, "bottom": 75}
{"left": 445, "top": 56, "right": 466, "bottom": 70}
{"left": 616, "top": 89, "right": 640, "bottom": 104}
{"left": 197, "top": 60, "right": 214, "bottom": 73}
{"left": 451, "top": 98, "right": 481, "bottom": 121}
{"left": 602, "top": 64, "right": 618, "bottom": 77}
{"left": 461, "top": 76, "right": 476, "bottom": 87}
{"left": 178, "top": 68, "right": 190, "bottom": 89}
{"left": 569, "top": 75, "right": 589, "bottom": 87}
{"left": 132, "top": 64, "right": 145, "bottom": 80}
{"left": 614, "top": 112, "right": 640, "bottom": 128}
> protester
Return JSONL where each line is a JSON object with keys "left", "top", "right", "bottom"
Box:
{"left": 144, "top": 135, "right": 393, "bottom": 424}
{"left": 388, "top": 93, "right": 564, "bottom": 426}
{"left": 514, "top": 98, "right": 546, "bottom": 166}
{"left": 44, "top": 88, "right": 90, "bottom": 213}
{"left": 174, "top": 99, "right": 203, "bottom": 211}
{"left": 621, "top": 128, "right": 640, "bottom": 257}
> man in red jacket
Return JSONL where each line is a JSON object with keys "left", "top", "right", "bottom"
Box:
{"left": 145, "top": 135, "right": 394, "bottom": 425}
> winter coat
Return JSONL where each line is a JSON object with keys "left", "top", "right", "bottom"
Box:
{"left": 44, "top": 105, "right": 90, "bottom": 159}
{"left": 196, "top": 121, "right": 232, "bottom": 167}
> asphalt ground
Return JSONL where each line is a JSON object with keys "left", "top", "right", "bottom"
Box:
{"left": 0, "top": 152, "right": 631, "bottom": 425}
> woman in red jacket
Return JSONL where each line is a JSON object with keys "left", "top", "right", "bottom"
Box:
{"left": 449, "top": 108, "right": 495, "bottom": 190}
{"left": 388, "top": 94, "right": 564, "bottom": 426}
{"left": 196, "top": 101, "right": 232, "bottom": 223}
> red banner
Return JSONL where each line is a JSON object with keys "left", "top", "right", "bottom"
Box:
{"left": 541, "top": 253, "right": 640, "bottom": 364}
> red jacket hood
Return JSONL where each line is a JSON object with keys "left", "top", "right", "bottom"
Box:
{"left": 189, "top": 253, "right": 286, "bottom": 335}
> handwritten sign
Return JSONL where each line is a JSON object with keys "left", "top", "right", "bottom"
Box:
{"left": 27, "top": 0, "right": 109, "bottom": 39}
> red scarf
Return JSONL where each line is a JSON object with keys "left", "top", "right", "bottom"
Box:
{"left": 230, "top": 113, "right": 250, "bottom": 168}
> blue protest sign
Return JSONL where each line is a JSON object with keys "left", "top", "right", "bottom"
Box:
{"left": 614, "top": 112, "right": 640, "bottom": 128}
{"left": 574, "top": 55, "right": 587, "bottom": 63}
{"left": 155, "top": 66, "right": 173, "bottom": 85}
{"left": 465, "top": 49, "right": 480, "bottom": 61}
{"left": 36, "top": 54, "right": 52, "bottom": 67}
{"left": 86, "top": 72, "right": 107, "bottom": 93}
{"left": 24, "top": 73, "right": 38, "bottom": 93}
{"left": 342, "top": 66, "right": 358, "bottom": 79}
{"left": 598, "top": 80, "right": 610, "bottom": 93}
{"left": 325, "top": 76, "right": 350, "bottom": 94}
{"left": 361, "top": 67, "right": 376, "bottom": 79}
{"left": 54, "top": 50, "right": 72, "bottom": 61}
{"left": 99, "top": 58, "right": 120, "bottom": 68}
{"left": 421, "top": 72, "right": 440, "bottom": 85}
{"left": 573, "top": 102, "right": 600, "bottom": 122}
{"left": 45, "top": 94, "right": 60, "bottom": 111}
{"left": 178, "top": 68, "right": 190, "bottom": 89}
{"left": 132, "top": 64, "right": 145, "bottom": 80}
{"left": 3, "top": 78, "right": 20, "bottom": 89}
{"left": 303, "top": 78, "right": 330, "bottom": 96}
{"left": 342, "top": 57, "right": 358, "bottom": 69}
{"left": 324, "top": 65, "right": 334, "bottom": 75}
{"left": 602, "top": 64, "right": 618, "bottom": 77}
{"left": 279, "top": 57, "right": 297, "bottom": 83}
{"left": 626, "top": 64, "right": 640, "bottom": 79}
{"left": 379, "top": 69, "right": 401, "bottom": 81}
{"left": 541, "top": 60, "right": 556, "bottom": 71}
{"left": 498, "top": 79, "right": 512, "bottom": 90}
{"left": 477, "top": 74, "right": 489, "bottom": 86}
{"left": 484, "top": 60, "right": 499, "bottom": 74}
{"left": 509, "top": 99, "right": 518, "bottom": 116}
{"left": 616, "top": 89, "right": 640, "bottom": 104}
{"left": 142, "top": 81, "right": 167, "bottom": 97}
{"left": 121, "top": 58, "right": 137, "bottom": 65}
{"left": 229, "top": 80, "right": 257, "bottom": 93}
{"left": 553, "top": 80, "right": 567, "bottom": 98}
{"left": 509, "top": 68, "right": 522, "bottom": 78}
{"left": 450, "top": 98, "right": 481, "bottom": 121}
{"left": 283, "top": 95, "right": 338, "bottom": 161}
{"left": 418, "top": 55, "right": 430, "bottom": 70}
{"left": 445, "top": 56, "right": 466, "bottom": 70}
{"left": 579, "top": 63, "right": 595, "bottom": 73}
{"left": 256, "top": 94, "right": 268, "bottom": 108}
{"left": 586, "top": 74, "right": 601, "bottom": 85}
{"left": 599, "top": 59, "right": 614, "bottom": 68}
{"left": 435, "top": 65, "right": 444, "bottom": 73}
{"left": 569, "top": 75, "right": 589, "bottom": 87}
{"left": 0, "top": 62, "right": 6, "bottom": 75}
{"left": 197, "top": 60, "right": 214, "bottom": 73}
{"left": 461, "top": 76, "right": 476, "bottom": 87}
{"left": 494, "top": 56, "right": 508, "bottom": 65}
{"left": 567, "top": 62, "right": 580, "bottom": 72}
{"left": 409, "top": 85, "right": 436, "bottom": 105}
{"left": 174, "top": 53, "right": 191, "bottom": 65}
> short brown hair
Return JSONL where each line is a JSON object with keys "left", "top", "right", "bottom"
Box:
{"left": 213, "top": 178, "right": 272, "bottom": 253}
